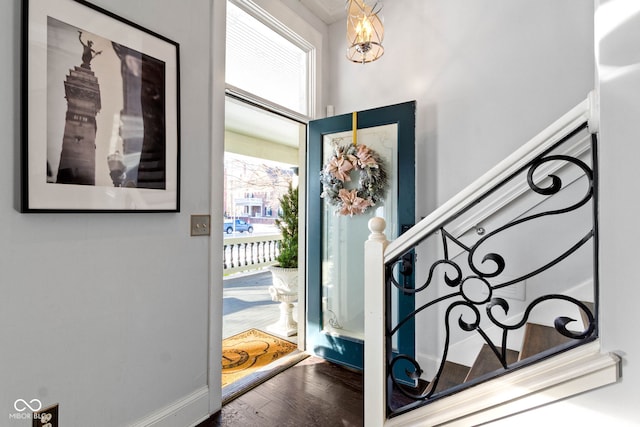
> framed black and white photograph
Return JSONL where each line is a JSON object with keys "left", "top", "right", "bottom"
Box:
{"left": 21, "top": 0, "right": 180, "bottom": 212}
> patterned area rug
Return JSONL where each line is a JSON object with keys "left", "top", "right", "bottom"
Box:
{"left": 222, "top": 328, "right": 298, "bottom": 388}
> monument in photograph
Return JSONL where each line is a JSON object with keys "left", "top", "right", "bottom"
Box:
{"left": 56, "top": 31, "right": 102, "bottom": 185}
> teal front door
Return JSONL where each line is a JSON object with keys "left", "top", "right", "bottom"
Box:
{"left": 307, "top": 101, "right": 416, "bottom": 370}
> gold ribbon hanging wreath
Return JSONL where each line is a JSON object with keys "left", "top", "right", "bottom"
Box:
{"left": 320, "top": 143, "right": 388, "bottom": 216}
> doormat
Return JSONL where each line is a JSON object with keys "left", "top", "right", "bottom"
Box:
{"left": 221, "top": 328, "right": 300, "bottom": 389}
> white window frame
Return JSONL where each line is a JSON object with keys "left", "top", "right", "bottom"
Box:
{"left": 226, "top": 0, "right": 317, "bottom": 122}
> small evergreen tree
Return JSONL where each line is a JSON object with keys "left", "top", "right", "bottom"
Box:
{"left": 275, "top": 185, "right": 298, "bottom": 269}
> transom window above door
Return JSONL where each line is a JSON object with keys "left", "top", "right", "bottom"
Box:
{"left": 226, "top": 1, "right": 313, "bottom": 117}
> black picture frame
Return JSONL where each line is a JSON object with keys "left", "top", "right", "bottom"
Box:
{"left": 21, "top": 0, "right": 180, "bottom": 212}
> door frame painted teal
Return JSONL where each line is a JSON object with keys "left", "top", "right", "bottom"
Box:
{"left": 307, "top": 101, "right": 416, "bottom": 370}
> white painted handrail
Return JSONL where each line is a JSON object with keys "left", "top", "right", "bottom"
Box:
{"left": 385, "top": 97, "right": 594, "bottom": 264}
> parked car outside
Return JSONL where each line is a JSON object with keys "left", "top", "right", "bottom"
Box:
{"left": 223, "top": 219, "right": 254, "bottom": 234}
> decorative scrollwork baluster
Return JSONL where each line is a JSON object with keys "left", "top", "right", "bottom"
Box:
{"left": 384, "top": 127, "right": 598, "bottom": 415}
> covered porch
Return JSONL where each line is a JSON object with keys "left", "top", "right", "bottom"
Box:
{"left": 223, "top": 269, "right": 298, "bottom": 344}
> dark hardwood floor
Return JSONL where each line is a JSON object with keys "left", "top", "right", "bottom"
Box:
{"left": 198, "top": 356, "right": 364, "bottom": 427}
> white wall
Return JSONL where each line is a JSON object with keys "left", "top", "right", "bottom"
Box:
{"left": 0, "top": 1, "right": 219, "bottom": 426}
{"left": 576, "top": 0, "right": 640, "bottom": 423}
{"left": 490, "top": 0, "right": 640, "bottom": 425}
{"left": 328, "top": 0, "right": 595, "bottom": 218}
{"left": 328, "top": 0, "right": 640, "bottom": 425}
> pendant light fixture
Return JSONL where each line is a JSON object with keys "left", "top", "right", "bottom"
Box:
{"left": 346, "top": 0, "right": 384, "bottom": 64}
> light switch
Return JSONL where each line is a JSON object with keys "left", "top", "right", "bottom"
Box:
{"left": 190, "top": 214, "right": 211, "bottom": 236}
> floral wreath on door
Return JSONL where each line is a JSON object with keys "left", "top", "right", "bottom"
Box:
{"left": 320, "top": 143, "right": 388, "bottom": 216}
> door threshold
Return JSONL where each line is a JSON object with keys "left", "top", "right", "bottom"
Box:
{"left": 222, "top": 350, "right": 309, "bottom": 405}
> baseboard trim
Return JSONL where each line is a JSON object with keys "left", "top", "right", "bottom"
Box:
{"left": 130, "top": 386, "right": 210, "bottom": 427}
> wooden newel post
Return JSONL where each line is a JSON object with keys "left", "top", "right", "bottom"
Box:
{"left": 364, "top": 217, "right": 388, "bottom": 427}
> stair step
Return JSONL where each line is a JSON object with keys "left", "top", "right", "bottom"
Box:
{"left": 390, "top": 378, "right": 428, "bottom": 410}
{"left": 434, "top": 360, "right": 470, "bottom": 393}
{"left": 580, "top": 301, "right": 595, "bottom": 328}
{"left": 519, "top": 323, "right": 573, "bottom": 361}
{"left": 465, "top": 344, "right": 518, "bottom": 382}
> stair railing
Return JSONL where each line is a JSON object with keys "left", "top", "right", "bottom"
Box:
{"left": 364, "top": 95, "right": 619, "bottom": 426}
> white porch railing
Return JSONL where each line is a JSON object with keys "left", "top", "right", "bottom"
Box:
{"left": 223, "top": 234, "right": 282, "bottom": 275}
{"left": 364, "top": 94, "right": 620, "bottom": 426}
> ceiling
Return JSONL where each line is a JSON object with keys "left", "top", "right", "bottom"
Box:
{"left": 225, "top": 97, "right": 302, "bottom": 148}
{"left": 298, "top": 0, "right": 346, "bottom": 24}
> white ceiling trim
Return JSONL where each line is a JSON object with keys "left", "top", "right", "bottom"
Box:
{"left": 298, "top": 0, "right": 346, "bottom": 24}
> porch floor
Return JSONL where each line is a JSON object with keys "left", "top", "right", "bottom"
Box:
{"left": 223, "top": 269, "right": 298, "bottom": 344}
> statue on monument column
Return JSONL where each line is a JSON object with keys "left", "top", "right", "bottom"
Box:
{"left": 78, "top": 31, "right": 102, "bottom": 69}
{"left": 56, "top": 30, "right": 103, "bottom": 185}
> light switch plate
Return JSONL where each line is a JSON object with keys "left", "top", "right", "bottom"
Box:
{"left": 191, "top": 214, "right": 211, "bottom": 236}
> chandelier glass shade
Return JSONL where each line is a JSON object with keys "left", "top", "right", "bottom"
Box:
{"left": 346, "top": 0, "right": 384, "bottom": 64}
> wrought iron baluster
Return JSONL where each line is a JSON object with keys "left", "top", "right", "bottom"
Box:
{"left": 385, "top": 126, "right": 599, "bottom": 416}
